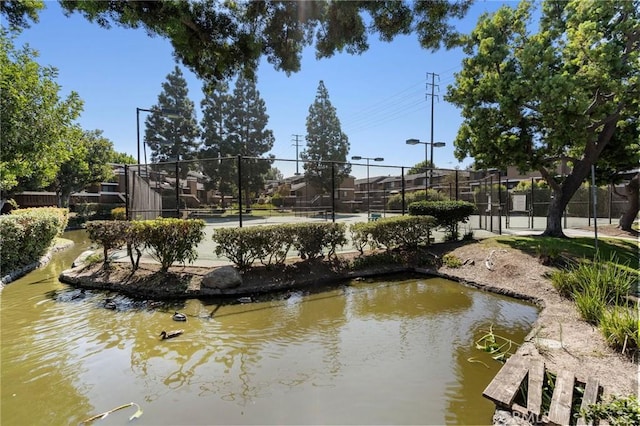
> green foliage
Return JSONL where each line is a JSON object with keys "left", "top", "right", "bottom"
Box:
{"left": 1, "top": 30, "right": 83, "bottom": 193}
{"left": 574, "top": 286, "right": 606, "bottom": 325}
{"left": 228, "top": 77, "right": 275, "bottom": 206}
{"left": 212, "top": 225, "right": 296, "bottom": 270}
{"left": 49, "top": 129, "right": 116, "bottom": 207}
{"left": 212, "top": 222, "right": 347, "bottom": 269}
{"left": 406, "top": 159, "right": 434, "bottom": 176}
{"left": 349, "top": 251, "right": 405, "bottom": 271}
{"left": 0, "top": 0, "right": 44, "bottom": 32}
{"left": 292, "top": 222, "right": 347, "bottom": 260}
{"left": 301, "top": 81, "right": 350, "bottom": 194}
{"left": 133, "top": 218, "right": 205, "bottom": 272}
{"left": 442, "top": 254, "right": 463, "bottom": 268}
{"left": 145, "top": 66, "right": 200, "bottom": 174}
{"left": 474, "top": 325, "right": 519, "bottom": 363}
{"left": 386, "top": 189, "right": 446, "bottom": 210}
{"left": 111, "top": 207, "right": 126, "bottom": 220}
{"left": 351, "top": 216, "right": 436, "bottom": 253}
{"left": 599, "top": 305, "right": 639, "bottom": 355}
{"left": 445, "top": 0, "right": 639, "bottom": 237}
{"left": 494, "top": 236, "right": 639, "bottom": 269}
{"left": 580, "top": 395, "right": 640, "bottom": 426}
{"left": 550, "top": 254, "right": 637, "bottom": 352}
{"left": 85, "top": 220, "right": 129, "bottom": 265}
{"left": 212, "top": 227, "right": 263, "bottom": 270}
{"left": 59, "top": 1, "right": 470, "bottom": 81}
{"left": 408, "top": 200, "right": 476, "bottom": 241}
{"left": 0, "top": 208, "right": 67, "bottom": 272}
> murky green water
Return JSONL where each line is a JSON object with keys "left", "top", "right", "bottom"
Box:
{"left": 1, "top": 230, "right": 538, "bottom": 425}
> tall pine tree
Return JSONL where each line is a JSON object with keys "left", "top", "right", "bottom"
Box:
{"left": 145, "top": 66, "right": 199, "bottom": 173}
{"left": 301, "top": 80, "right": 350, "bottom": 194}
{"left": 199, "top": 80, "right": 234, "bottom": 197}
{"left": 225, "top": 76, "right": 275, "bottom": 206}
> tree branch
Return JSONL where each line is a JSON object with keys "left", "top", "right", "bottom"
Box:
{"left": 538, "top": 165, "right": 560, "bottom": 192}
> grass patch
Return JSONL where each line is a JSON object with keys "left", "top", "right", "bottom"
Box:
{"left": 599, "top": 305, "right": 639, "bottom": 355}
{"left": 489, "top": 235, "right": 638, "bottom": 269}
{"left": 442, "top": 253, "right": 463, "bottom": 268}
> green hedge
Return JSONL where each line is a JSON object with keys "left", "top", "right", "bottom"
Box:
{"left": 131, "top": 218, "right": 205, "bottom": 272}
{"left": 212, "top": 222, "right": 347, "bottom": 270}
{"left": 350, "top": 216, "right": 436, "bottom": 253}
{"left": 408, "top": 200, "right": 476, "bottom": 241}
{"left": 85, "top": 220, "right": 130, "bottom": 263}
{"left": 386, "top": 189, "right": 447, "bottom": 210}
{"left": 86, "top": 218, "right": 206, "bottom": 272}
{"left": 0, "top": 207, "right": 69, "bottom": 273}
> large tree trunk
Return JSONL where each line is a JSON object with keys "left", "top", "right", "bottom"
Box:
{"left": 542, "top": 188, "right": 568, "bottom": 238}
{"left": 619, "top": 172, "right": 639, "bottom": 231}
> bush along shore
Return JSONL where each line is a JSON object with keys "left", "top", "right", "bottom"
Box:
{"left": 1, "top": 207, "right": 69, "bottom": 287}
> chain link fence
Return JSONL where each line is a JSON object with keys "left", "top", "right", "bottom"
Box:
{"left": 125, "top": 157, "right": 634, "bottom": 233}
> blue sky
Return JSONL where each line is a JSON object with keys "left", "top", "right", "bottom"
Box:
{"left": 14, "top": 1, "right": 512, "bottom": 178}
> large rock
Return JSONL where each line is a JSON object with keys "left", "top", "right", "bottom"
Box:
{"left": 72, "top": 250, "right": 96, "bottom": 268}
{"left": 201, "top": 266, "right": 242, "bottom": 289}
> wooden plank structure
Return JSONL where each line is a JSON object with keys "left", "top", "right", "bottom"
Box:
{"left": 483, "top": 353, "right": 602, "bottom": 425}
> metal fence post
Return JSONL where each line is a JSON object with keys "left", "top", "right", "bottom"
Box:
{"left": 331, "top": 162, "right": 336, "bottom": 223}
{"left": 175, "top": 159, "right": 180, "bottom": 218}
{"left": 237, "top": 155, "right": 243, "bottom": 228}
{"left": 401, "top": 167, "right": 406, "bottom": 215}
{"left": 530, "top": 177, "right": 534, "bottom": 229}
{"left": 125, "top": 164, "right": 130, "bottom": 220}
{"left": 455, "top": 169, "right": 459, "bottom": 201}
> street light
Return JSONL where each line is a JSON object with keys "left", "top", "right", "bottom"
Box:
{"left": 351, "top": 155, "right": 384, "bottom": 219}
{"left": 405, "top": 138, "right": 445, "bottom": 196}
{"left": 136, "top": 107, "right": 181, "bottom": 176}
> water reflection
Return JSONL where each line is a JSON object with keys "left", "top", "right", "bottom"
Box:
{"left": 1, "top": 231, "right": 539, "bottom": 425}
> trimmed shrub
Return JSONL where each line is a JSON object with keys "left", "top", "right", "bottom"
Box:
{"left": 86, "top": 220, "right": 130, "bottom": 265}
{"left": 212, "top": 225, "right": 294, "bottom": 270}
{"left": 350, "top": 221, "right": 377, "bottom": 255}
{"left": 291, "top": 222, "right": 346, "bottom": 260}
{"left": 408, "top": 200, "right": 476, "bottom": 241}
{"left": 352, "top": 216, "right": 436, "bottom": 253}
{"left": 0, "top": 208, "right": 69, "bottom": 272}
{"left": 386, "top": 189, "right": 446, "bottom": 211}
{"left": 111, "top": 207, "right": 126, "bottom": 220}
{"left": 213, "top": 227, "right": 262, "bottom": 270}
{"left": 134, "top": 218, "right": 205, "bottom": 272}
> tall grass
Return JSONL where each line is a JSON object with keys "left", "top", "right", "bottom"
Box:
{"left": 550, "top": 253, "right": 638, "bottom": 356}
{"left": 600, "top": 305, "right": 639, "bottom": 355}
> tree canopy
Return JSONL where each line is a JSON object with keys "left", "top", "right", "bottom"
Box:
{"left": 0, "top": 30, "right": 83, "bottom": 196}
{"left": 144, "top": 66, "right": 200, "bottom": 170}
{"left": 49, "top": 129, "right": 117, "bottom": 207}
{"left": 301, "top": 80, "right": 350, "bottom": 194}
{"left": 57, "top": 0, "right": 472, "bottom": 82}
{"left": 445, "top": 0, "right": 639, "bottom": 237}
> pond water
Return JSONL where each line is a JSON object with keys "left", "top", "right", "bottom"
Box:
{"left": 1, "top": 230, "right": 539, "bottom": 425}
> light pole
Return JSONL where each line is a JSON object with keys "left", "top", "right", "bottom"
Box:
{"left": 405, "top": 138, "right": 445, "bottom": 197}
{"left": 351, "top": 155, "right": 384, "bottom": 219}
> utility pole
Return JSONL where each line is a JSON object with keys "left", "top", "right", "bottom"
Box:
{"left": 292, "top": 134, "right": 303, "bottom": 175}
{"left": 425, "top": 72, "right": 439, "bottom": 194}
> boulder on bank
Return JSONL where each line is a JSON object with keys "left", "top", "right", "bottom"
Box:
{"left": 201, "top": 266, "right": 242, "bottom": 289}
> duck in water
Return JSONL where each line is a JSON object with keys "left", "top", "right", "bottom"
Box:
{"left": 172, "top": 311, "right": 187, "bottom": 322}
{"left": 159, "top": 330, "right": 184, "bottom": 340}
